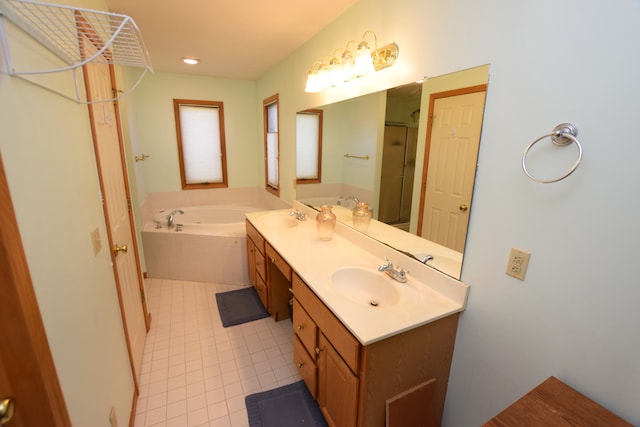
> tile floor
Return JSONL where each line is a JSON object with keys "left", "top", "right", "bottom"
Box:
{"left": 133, "top": 278, "right": 301, "bottom": 427}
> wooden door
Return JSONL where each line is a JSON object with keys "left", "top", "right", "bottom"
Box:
{"left": 0, "top": 154, "right": 71, "bottom": 426}
{"left": 317, "top": 334, "right": 359, "bottom": 427}
{"left": 418, "top": 86, "right": 486, "bottom": 252}
{"left": 81, "top": 33, "right": 148, "bottom": 387}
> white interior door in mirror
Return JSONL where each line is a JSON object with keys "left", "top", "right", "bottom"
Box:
{"left": 420, "top": 90, "right": 486, "bottom": 252}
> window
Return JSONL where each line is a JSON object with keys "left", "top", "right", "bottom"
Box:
{"left": 263, "top": 94, "right": 279, "bottom": 196}
{"left": 296, "top": 109, "right": 323, "bottom": 184}
{"left": 173, "top": 99, "right": 228, "bottom": 189}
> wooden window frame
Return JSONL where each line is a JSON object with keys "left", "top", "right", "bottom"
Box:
{"left": 173, "top": 99, "right": 229, "bottom": 190}
{"left": 263, "top": 94, "right": 280, "bottom": 196}
{"left": 296, "top": 109, "right": 323, "bottom": 185}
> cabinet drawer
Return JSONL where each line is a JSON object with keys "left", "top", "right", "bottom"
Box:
{"left": 246, "top": 220, "right": 265, "bottom": 254}
{"left": 266, "top": 243, "right": 292, "bottom": 280}
{"left": 293, "top": 273, "right": 361, "bottom": 373}
{"left": 293, "top": 298, "right": 318, "bottom": 359}
{"left": 255, "top": 274, "right": 268, "bottom": 310}
{"left": 293, "top": 335, "right": 317, "bottom": 399}
{"left": 255, "top": 250, "right": 266, "bottom": 282}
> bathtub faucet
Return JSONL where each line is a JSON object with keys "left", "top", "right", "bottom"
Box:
{"left": 345, "top": 195, "right": 360, "bottom": 204}
{"left": 166, "top": 209, "right": 184, "bottom": 228}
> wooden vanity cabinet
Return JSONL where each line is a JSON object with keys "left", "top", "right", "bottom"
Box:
{"left": 246, "top": 220, "right": 268, "bottom": 308}
{"left": 245, "top": 220, "right": 293, "bottom": 321}
{"left": 292, "top": 272, "right": 460, "bottom": 427}
{"left": 265, "top": 242, "right": 292, "bottom": 321}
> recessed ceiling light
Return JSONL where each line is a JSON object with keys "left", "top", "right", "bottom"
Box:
{"left": 182, "top": 57, "right": 200, "bottom": 65}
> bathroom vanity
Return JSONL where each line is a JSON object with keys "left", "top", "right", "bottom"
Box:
{"left": 246, "top": 219, "right": 292, "bottom": 321}
{"left": 245, "top": 204, "right": 469, "bottom": 427}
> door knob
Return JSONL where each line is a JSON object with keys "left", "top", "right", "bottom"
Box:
{"left": 0, "top": 397, "right": 15, "bottom": 425}
{"left": 459, "top": 204, "right": 469, "bottom": 212}
{"left": 113, "top": 244, "right": 128, "bottom": 256}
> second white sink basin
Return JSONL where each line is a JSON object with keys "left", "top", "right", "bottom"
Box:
{"left": 331, "top": 267, "right": 403, "bottom": 308}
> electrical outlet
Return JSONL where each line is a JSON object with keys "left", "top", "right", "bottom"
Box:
{"left": 506, "top": 248, "right": 530, "bottom": 281}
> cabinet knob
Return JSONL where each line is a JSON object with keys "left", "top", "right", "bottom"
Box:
{"left": 315, "top": 347, "right": 324, "bottom": 355}
{"left": 297, "top": 324, "right": 304, "bottom": 331}
{"left": 297, "top": 362, "right": 304, "bottom": 369}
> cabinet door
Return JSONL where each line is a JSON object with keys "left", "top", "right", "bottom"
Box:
{"left": 293, "top": 334, "right": 318, "bottom": 398}
{"left": 318, "top": 334, "right": 359, "bottom": 427}
{"left": 255, "top": 273, "right": 268, "bottom": 310}
{"left": 246, "top": 237, "right": 256, "bottom": 287}
{"left": 255, "top": 250, "right": 266, "bottom": 283}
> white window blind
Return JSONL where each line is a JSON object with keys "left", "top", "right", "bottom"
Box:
{"left": 296, "top": 112, "right": 320, "bottom": 180}
{"left": 265, "top": 101, "right": 279, "bottom": 189}
{"left": 178, "top": 104, "right": 223, "bottom": 184}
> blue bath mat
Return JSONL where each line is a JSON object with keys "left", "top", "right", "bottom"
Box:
{"left": 215, "top": 287, "right": 270, "bottom": 327}
{"left": 246, "top": 380, "right": 328, "bottom": 427}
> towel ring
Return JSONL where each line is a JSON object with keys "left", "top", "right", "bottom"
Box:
{"left": 522, "top": 123, "right": 583, "bottom": 184}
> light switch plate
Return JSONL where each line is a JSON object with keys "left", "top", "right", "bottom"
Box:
{"left": 506, "top": 248, "right": 530, "bottom": 281}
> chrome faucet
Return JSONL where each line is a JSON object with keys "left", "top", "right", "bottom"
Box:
{"left": 166, "top": 209, "right": 184, "bottom": 228}
{"left": 420, "top": 255, "right": 434, "bottom": 264}
{"left": 345, "top": 195, "right": 360, "bottom": 205}
{"left": 289, "top": 210, "right": 306, "bottom": 221}
{"left": 378, "top": 258, "right": 408, "bottom": 283}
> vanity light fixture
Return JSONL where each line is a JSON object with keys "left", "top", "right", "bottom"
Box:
{"left": 304, "top": 30, "right": 399, "bottom": 93}
{"left": 353, "top": 32, "right": 375, "bottom": 77}
{"left": 341, "top": 41, "right": 357, "bottom": 82}
{"left": 182, "top": 56, "right": 200, "bottom": 65}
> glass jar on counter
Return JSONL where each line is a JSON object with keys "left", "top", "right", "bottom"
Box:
{"left": 315, "top": 205, "right": 337, "bottom": 241}
{"left": 352, "top": 202, "right": 372, "bottom": 233}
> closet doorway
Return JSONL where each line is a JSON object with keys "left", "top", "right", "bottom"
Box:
{"left": 80, "top": 28, "right": 149, "bottom": 389}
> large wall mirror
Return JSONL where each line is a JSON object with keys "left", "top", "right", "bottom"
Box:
{"left": 296, "top": 64, "right": 490, "bottom": 279}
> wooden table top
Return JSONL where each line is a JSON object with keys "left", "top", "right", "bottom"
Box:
{"left": 483, "top": 376, "right": 633, "bottom": 426}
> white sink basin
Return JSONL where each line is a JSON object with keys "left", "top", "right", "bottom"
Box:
{"left": 331, "top": 267, "right": 402, "bottom": 308}
{"left": 262, "top": 213, "right": 298, "bottom": 229}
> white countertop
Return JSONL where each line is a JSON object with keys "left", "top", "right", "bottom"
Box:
{"left": 246, "top": 204, "right": 469, "bottom": 345}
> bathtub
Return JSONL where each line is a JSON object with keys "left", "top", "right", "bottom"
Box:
{"left": 142, "top": 205, "right": 267, "bottom": 285}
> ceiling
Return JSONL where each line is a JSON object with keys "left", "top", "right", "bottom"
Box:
{"left": 105, "top": 0, "right": 359, "bottom": 80}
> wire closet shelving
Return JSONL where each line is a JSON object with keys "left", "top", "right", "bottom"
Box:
{"left": 0, "top": 0, "right": 153, "bottom": 103}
